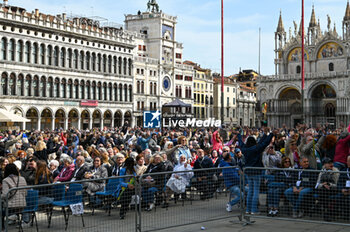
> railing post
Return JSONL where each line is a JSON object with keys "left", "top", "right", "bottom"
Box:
{"left": 135, "top": 175, "right": 142, "bottom": 232}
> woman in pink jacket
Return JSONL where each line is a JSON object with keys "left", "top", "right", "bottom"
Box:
{"left": 54, "top": 156, "right": 75, "bottom": 182}
{"left": 212, "top": 130, "right": 223, "bottom": 153}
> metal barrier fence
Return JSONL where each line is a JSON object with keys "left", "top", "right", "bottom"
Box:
{"left": 243, "top": 167, "right": 350, "bottom": 226}
{"left": 137, "top": 167, "right": 242, "bottom": 232}
{"left": 2, "top": 175, "right": 136, "bottom": 232}
{"left": 1, "top": 166, "right": 241, "bottom": 232}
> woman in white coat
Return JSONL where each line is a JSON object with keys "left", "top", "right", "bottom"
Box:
{"left": 164, "top": 155, "right": 193, "bottom": 207}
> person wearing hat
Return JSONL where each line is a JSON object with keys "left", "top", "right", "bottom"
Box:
{"left": 315, "top": 157, "right": 339, "bottom": 221}
{"left": 231, "top": 148, "right": 245, "bottom": 171}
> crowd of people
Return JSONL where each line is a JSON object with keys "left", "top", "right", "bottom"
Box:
{"left": 0, "top": 122, "right": 349, "bottom": 226}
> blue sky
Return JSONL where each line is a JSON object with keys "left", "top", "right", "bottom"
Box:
{"left": 8, "top": 0, "right": 350, "bottom": 75}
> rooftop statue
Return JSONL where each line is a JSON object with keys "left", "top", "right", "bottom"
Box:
{"left": 147, "top": 0, "right": 160, "bottom": 13}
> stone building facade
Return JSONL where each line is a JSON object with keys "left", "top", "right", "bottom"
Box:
{"left": 257, "top": 4, "right": 350, "bottom": 128}
{"left": 0, "top": 2, "right": 136, "bottom": 130}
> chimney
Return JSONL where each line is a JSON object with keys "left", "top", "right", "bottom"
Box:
{"left": 34, "top": 8, "right": 39, "bottom": 17}
{"left": 3, "top": 0, "right": 8, "bottom": 7}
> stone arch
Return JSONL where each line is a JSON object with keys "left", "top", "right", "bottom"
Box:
{"left": 92, "top": 109, "right": 102, "bottom": 128}
{"left": 55, "top": 108, "right": 66, "bottom": 129}
{"left": 25, "top": 107, "right": 39, "bottom": 130}
{"left": 275, "top": 84, "right": 301, "bottom": 99}
{"left": 308, "top": 81, "right": 337, "bottom": 127}
{"left": 10, "top": 106, "right": 24, "bottom": 116}
{"left": 103, "top": 110, "right": 113, "bottom": 128}
{"left": 307, "top": 80, "right": 337, "bottom": 99}
{"left": 315, "top": 41, "right": 344, "bottom": 60}
{"left": 81, "top": 109, "right": 91, "bottom": 130}
{"left": 114, "top": 110, "right": 123, "bottom": 128}
{"left": 68, "top": 108, "right": 80, "bottom": 129}
{"left": 124, "top": 111, "right": 132, "bottom": 127}
{"left": 285, "top": 46, "right": 309, "bottom": 62}
{"left": 40, "top": 108, "right": 53, "bottom": 130}
{"left": 259, "top": 88, "right": 268, "bottom": 102}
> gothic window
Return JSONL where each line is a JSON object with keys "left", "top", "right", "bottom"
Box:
{"left": 40, "top": 44, "right": 45, "bottom": 65}
{"left": 103, "top": 55, "right": 107, "bottom": 72}
{"left": 67, "top": 49, "right": 72, "bottom": 68}
{"left": 86, "top": 52, "right": 90, "bottom": 70}
{"left": 53, "top": 46, "right": 59, "bottom": 66}
{"left": 118, "top": 57, "right": 122, "bottom": 75}
{"left": 97, "top": 54, "right": 101, "bottom": 72}
{"left": 128, "top": 59, "right": 132, "bottom": 76}
{"left": 1, "top": 38, "right": 7, "bottom": 60}
{"left": 25, "top": 42, "right": 30, "bottom": 63}
{"left": 129, "top": 85, "right": 132, "bottom": 102}
{"left": 80, "top": 51, "right": 84, "bottom": 70}
{"left": 32, "top": 43, "right": 38, "bottom": 64}
{"left": 47, "top": 45, "right": 52, "bottom": 65}
{"left": 16, "top": 40, "right": 23, "bottom": 62}
{"left": 124, "top": 84, "right": 127, "bottom": 102}
{"left": 123, "top": 58, "right": 127, "bottom": 75}
{"left": 73, "top": 50, "right": 78, "bottom": 69}
{"left": 108, "top": 55, "right": 112, "bottom": 73}
{"left": 61, "top": 48, "right": 66, "bottom": 67}
{"left": 9, "top": 73, "right": 16, "bottom": 95}
{"left": 9, "top": 39, "right": 15, "bottom": 61}
{"left": 113, "top": 56, "right": 117, "bottom": 73}
{"left": 119, "top": 84, "right": 123, "bottom": 101}
{"left": 92, "top": 53, "right": 96, "bottom": 71}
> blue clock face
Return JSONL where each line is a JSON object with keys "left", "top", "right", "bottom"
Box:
{"left": 163, "top": 76, "right": 171, "bottom": 91}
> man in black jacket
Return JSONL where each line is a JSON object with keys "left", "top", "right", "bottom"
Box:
{"left": 284, "top": 157, "right": 316, "bottom": 218}
{"left": 193, "top": 149, "right": 214, "bottom": 200}
{"left": 21, "top": 157, "right": 37, "bottom": 185}
{"left": 71, "top": 156, "right": 89, "bottom": 181}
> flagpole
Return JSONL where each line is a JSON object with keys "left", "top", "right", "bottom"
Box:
{"left": 301, "top": 0, "right": 305, "bottom": 124}
{"left": 221, "top": 0, "right": 224, "bottom": 124}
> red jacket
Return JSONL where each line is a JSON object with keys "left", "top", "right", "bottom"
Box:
{"left": 56, "top": 164, "right": 75, "bottom": 182}
{"left": 212, "top": 131, "right": 223, "bottom": 152}
{"left": 334, "top": 135, "right": 350, "bottom": 164}
{"left": 60, "top": 132, "right": 67, "bottom": 146}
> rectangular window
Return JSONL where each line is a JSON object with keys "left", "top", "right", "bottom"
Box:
{"left": 141, "top": 69, "right": 144, "bottom": 75}
{"left": 137, "top": 69, "right": 140, "bottom": 74}
{"left": 143, "top": 45, "right": 146, "bottom": 51}
{"left": 233, "top": 98, "right": 236, "bottom": 104}
{"left": 141, "top": 101, "right": 144, "bottom": 110}
{"left": 176, "top": 75, "right": 183, "bottom": 80}
{"left": 138, "top": 45, "right": 142, "bottom": 51}
{"left": 233, "top": 109, "right": 236, "bottom": 118}
{"left": 227, "top": 97, "right": 229, "bottom": 106}
{"left": 176, "top": 53, "right": 182, "bottom": 59}
{"left": 185, "top": 76, "right": 192, "bottom": 81}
